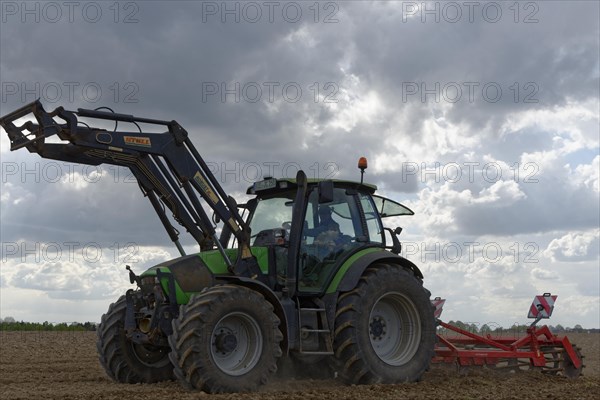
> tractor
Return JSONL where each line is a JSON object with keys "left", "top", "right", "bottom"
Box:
{"left": 1, "top": 101, "right": 436, "bottom": 392}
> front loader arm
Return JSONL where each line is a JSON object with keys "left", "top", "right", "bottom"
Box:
{"left": 0, "top": 100, "right": 259, "bottom": 278}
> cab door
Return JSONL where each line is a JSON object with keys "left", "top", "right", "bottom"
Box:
{"left": 297, "top": 186, "right": 376, "bottom": 293}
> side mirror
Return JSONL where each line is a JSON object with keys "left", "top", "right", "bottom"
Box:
{"left": 318, "top": 180, "right": 334, "bottom": 203}
{"left": 384, "top": 227, "right": 402, "bottom": 254}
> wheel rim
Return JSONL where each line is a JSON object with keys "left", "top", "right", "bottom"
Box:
{"left": 130, "top": 343, "right": 170, "bottom": 367}
{"left": 211, "top": 311, "right": 263, "bottom": 376}
{"left": 369, "top": 292, "right": 421, "bottom": 366}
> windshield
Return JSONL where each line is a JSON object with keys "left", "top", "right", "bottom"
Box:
{"left": 248, "top": 194, "right": 294, "bottom": 237}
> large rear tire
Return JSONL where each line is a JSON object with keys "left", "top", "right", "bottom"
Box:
{"left": 333, "top": 264, "right": 436, "bottom": 384}
{"left": 169, "top": 285, "right": 283, "bottom": 393}
{"left": 97, "top": 295, "right": 174, "bottom": 383}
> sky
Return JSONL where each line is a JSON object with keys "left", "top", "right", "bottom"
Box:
{"left": 0, "top": 1, "right": 598, "bottom": 328}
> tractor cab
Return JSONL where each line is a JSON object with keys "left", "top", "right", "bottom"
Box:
{"left": 242, "top": 176, "right": 414, "bottom": 294}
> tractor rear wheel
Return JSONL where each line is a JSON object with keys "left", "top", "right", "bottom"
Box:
{"left": 97, "top": 295, "right": 174, "bottom": 383}
{"left": 333, "top": 264, "right": 436, "bottom": 384}
{"left": 168, "top": 285, "right": 283, "bottom": 393}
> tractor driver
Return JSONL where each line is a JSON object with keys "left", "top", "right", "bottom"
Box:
{"left": 316, "top": 205, "right": 340, "bottom": 236}
{"left": 304, "top": 205, "right": 340, "bottom": 237}
{"left": 309, "top": 205, "right": 342, "bottom": 259}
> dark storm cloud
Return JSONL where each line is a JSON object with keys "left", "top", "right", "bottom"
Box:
{"left": 3, "top": 2, "right": 597, "bottom": 155}
{"left": 1, "top": 0, "right": 598, "bottom": 246}
{"left": 0, "top": 159, "right": 174, "bottom": 247}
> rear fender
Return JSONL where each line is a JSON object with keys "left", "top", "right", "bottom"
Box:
{"left": 333, "top": 251, "right": 424, "bottom": 293}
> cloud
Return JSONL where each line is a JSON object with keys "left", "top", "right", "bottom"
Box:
{"left": 414, "top": 179, "right": 528, "bottom": 235}
{"left": 9, "top": 261, "right": 124, "bottom": 300}
{"left": 544, "top": 229, "right": 600, "bottom": 262}
{"left": 408, "top": 153, "right": 599, "bottom": 237}
{"left": 573, "top": 155, "right": 600, "bottom": 193}
{"left": 501, "top": 99, "right": 599, "bottom": 154}
{"left": 530, "top": 267, "right": 559, "bottom": 281}
{"left": 4, "top": 245, "right": 175, "bottom": 300}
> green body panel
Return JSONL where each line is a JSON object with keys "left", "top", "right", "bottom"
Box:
{"left": 139, "top": 268, "right": 191, "bottom": 304}
{"left": 198, "top": 246, "right": 270, "bottom": 274}
{"left": 139, "top": 247, "right": 270, "bottom": 304}
{"left": 325, "top": 247, "right": 382, "bottom": 294}
{"left": 170, "top": 279, "right": 191, "bottom": 304}
{"left": 139, "top": 245, "right": 387, "bottom": 300}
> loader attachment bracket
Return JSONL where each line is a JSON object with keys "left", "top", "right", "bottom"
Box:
{"left": 0, "top": 100, "right": 76, "bottom": 152}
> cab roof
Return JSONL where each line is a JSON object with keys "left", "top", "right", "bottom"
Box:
{"left": 246, "top": 178, "right": 377, "bottom": 196}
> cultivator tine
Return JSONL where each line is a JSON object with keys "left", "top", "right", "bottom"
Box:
{"left": 494, "top": 364, "right": 517, "bottom": 370}
{"left": 541, "top": 368, "right": 563, "bottom": 374}
{"left": 542, "top": 349, "right": 563, "bottom": 354}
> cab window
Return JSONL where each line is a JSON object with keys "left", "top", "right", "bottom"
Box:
{"left": 360, "top": 193, "right": 384, "bottom": 244}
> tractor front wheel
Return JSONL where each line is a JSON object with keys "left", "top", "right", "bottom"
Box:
{"left": 168, "top": 285, "right": 283, "bottom": 393}
{"left": 97, "top": 295, "right": 174, "bottom": 383}
{"left": 333, "top": 264, "right": 436, "bottom": 384}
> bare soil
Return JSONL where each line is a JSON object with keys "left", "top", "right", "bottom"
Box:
{"left": 0, "top": 331, "right": 598, "bottom": 399}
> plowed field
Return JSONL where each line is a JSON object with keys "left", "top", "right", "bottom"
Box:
{"left": 0, "top": 331, "right": 598, "bottom": 399}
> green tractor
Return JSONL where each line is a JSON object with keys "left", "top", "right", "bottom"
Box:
{"left": 1, "top": 102, "right": 436, "bottom": 393}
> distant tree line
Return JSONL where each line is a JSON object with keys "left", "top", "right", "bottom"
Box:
{"left": 1, "top": 317, "right": 596, "bottom": 333}
{"left": 0, "top": 317, "right": 97, "bottom": 331}
{"left": 439, "top": 320, "right": 597, "bottom": 334}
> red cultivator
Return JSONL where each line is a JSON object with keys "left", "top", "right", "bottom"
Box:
{"left": 432, "top": 294, "right": 585, "bottom": 378}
